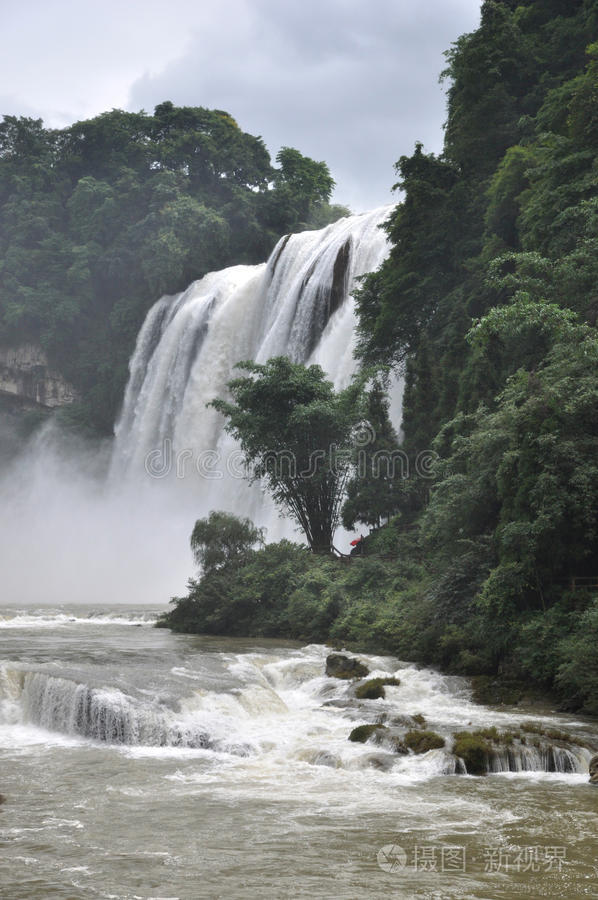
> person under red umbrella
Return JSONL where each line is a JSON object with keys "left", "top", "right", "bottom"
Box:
{"left": 349, "top": 534, "right": 365, "bottom": 555}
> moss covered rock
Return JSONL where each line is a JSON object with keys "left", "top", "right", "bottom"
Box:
{"left": 326, "top": 653, "right": 369, "bottom": 680}
{"left": 404, "top": 730, "right": 445, "bottom": 754}
{"left": 348, "top": 723, "right": 386, "bottom": 743}
{"left": 354, "top": 676, "right": 401, "bottom": 700}
{"left": 452, "top": 731, "right": 491, "bottom": 775}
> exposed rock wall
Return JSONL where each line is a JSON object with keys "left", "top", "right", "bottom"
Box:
{"left": 0, "top": 345, "right": 77, "bottom": 408}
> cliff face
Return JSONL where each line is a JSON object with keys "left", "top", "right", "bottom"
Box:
{"left": 0, "top": 345, "right": 77, "bottom": 408}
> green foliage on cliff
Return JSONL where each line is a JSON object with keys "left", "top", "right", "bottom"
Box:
{"left": 0, "top": 103, "right": 340, "bottom": 431}
{"left": 349, "top": 0, "right": 598, "bottom": 710}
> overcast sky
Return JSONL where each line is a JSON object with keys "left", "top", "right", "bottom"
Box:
{"left": 2, "top": 0, "right": 481, "bottom": 211}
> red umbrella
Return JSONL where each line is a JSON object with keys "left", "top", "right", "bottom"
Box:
{"left": 350, "top": 538, "right": 362, "bottom": 546}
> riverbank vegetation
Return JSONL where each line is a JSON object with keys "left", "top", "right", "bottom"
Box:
{"left": 162, "top": 1, "right": 598, "bottom": 716}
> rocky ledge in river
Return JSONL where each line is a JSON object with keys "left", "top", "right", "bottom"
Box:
{"left": 325, "top": 653, "right": 369, "bottom": 680}
{"left": 324, "top": 654, "right": 597, "bottom": 777}
{"left": 346, "top": 720, "right": 596, "bottom": 776}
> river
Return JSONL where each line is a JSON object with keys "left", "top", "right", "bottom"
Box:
{"left": 0, "top": 605, "right": 597, "bottom": 900}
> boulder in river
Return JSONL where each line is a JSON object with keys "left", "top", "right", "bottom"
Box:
{"left": 355, "top": 676, "right": 401, "bottom": 700}
{"left": 589, "top": 754, "right": 598, "bottom": 785}
{"left": 348, "top": 723, "right": 385, "bottom": 743}
{"left": 404, "top": 730, "right": 445, "bottom": 754}
{"left": 325, "top": 653, "right": 369, "bottom": 680}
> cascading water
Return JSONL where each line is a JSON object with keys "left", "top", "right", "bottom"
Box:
{"left": 0, "top": 620, "right": 593, "bottom": 774}
{"left": 110, "top": 207, "right": 395, "bottom": 533}
{"left": 2, "top": 611, "right": 597, "bottom": 899}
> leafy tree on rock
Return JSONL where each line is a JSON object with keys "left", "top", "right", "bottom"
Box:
{"left": 265, "top": 146, "right": 336, "bottom": 234}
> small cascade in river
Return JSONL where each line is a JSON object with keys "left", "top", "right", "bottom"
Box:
{"left": 17, "top": 671, "right": 209, "bottom": 748}
{"left": 0, "top": 644, "right": 593, "bottom": 775}
{"left": 2, "top": 613, "right": 597, "bottom": 900}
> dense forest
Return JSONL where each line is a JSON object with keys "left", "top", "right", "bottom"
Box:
{"left": 163, "top": 0, "right": 598, "bottom": 715}
{"left": 0, "top": 103, "right": 344, "bottom": 431}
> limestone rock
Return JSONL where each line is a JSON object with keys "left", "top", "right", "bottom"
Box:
{"left": 0, "top": 344, "right": 77, "bottom": 408}
{"left": 325, "top": 653, "right": 369, "bottom": 680}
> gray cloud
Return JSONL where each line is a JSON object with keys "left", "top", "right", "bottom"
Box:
{"left": 128, "top": 0, "right": 482, "bottom": 210}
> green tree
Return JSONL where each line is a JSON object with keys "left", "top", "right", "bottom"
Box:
{"left": 211, "top": 357, "right": 359, "bottom": 553}
{"left": 342, "top": 379, "right": 402, "bottom": 530}
{"left": 190, "top": 511, "right": 264, "bottom": 574}
{"left": 265, "top": 146, "right": 336, "bottom": 233}
{"left": 426, "top": 307, "right": 598, "bottom": 661}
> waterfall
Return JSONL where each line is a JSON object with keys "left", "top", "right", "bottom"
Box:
{"left": 110, "top": 207, "right": 394, "bottom": 533}
{"left": 484, "top": 743, "right": 590, "bottom": 774}
{"left": 3, "top": 668, "right": 212, "bottom": 748}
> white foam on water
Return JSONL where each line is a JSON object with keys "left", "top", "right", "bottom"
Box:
{"left": 0, "top": 611, "right": 158, "bottom": 629}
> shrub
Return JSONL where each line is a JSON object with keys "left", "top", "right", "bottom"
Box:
{"left": 355, "top": 677, "right": 401, "bottom": 700}
{"left": 404, "top": 730, "right": 445, "bottom": 754}
{"left": 452, "top": 731, "right": 491, "bottom": 775}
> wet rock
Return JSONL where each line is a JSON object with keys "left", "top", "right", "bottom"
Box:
{"left": 0, "top": 794, "right": 5, "bottom": 805}
{"left": 453, "top": 731, "right": 490, "bottom": 775}
{"left": 387, "top": 713, "right": 425, "bottom": 730}
{"left": 223, "top": 743, "right": 254, "bottom": 758}
{"left": 348, "top": 723, "right": 385, "bottom": 743}
{"left": 589, "top": 754, "right": 598, "bottom": 785}
{"left": 470, "top": 675, "right": 551, "bottom": 708}
{"left": 372, "top": 730, "right": 409, "bottom": 755}
{"left": 360, "top": 752, "right": 395, "bottom": 771}
{"left": 310, "top": 751, "right": 339, "bottom": 768}
{"left": 354, "top": 677, "right": 400, "bottom": 700}
{"left": 325, "top": 653, "right": 369, "bottom": 680}
{"left": 404, "top": 730, "right": 445, "bottom": 755}
{"left": 322, "top": 698, "right": 358, "bottom": 709}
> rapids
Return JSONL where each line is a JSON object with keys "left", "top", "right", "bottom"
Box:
{"left": 1, "top": 607, "right": 597, "bottom": 899}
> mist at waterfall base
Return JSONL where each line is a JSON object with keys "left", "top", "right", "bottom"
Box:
{"left": 0, "top": 424, "right": 197, "bottom": 607}
{"left": 0, "top": 208, "right": 394, "bottom": 607}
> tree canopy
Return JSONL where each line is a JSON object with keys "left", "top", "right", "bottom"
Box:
{"left": 0, "top": 104, "right": 342, "bottom": 431}
{"left": 190, "top": 511, "right": 264, "bottom": 574}
{"left": 211, "top": 357, "right": 360, "bottom": 552}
